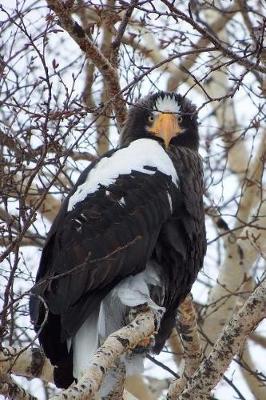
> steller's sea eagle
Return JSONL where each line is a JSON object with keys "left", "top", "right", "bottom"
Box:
{"left": 30, "top": 91, "right": 206, "bottom": 392}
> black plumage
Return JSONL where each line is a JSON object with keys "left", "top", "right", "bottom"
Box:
{"left": 30, "top": 91, "right": 206, "bottom": 389}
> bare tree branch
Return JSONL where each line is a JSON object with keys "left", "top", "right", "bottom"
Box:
{"left": 50, "top": 309, "right": 158, "bottom": 400}
{"left": 239, "top": 343, "right": 266, "bottom": 399}
{"left": 168, "top": 295, "right": 202, "bottom": 398}
{"left": 170, "top": 278, "right": 266, "bottom": 400}
{"left": 46, "top": 0, "right": 127, "bottom": 129}
{"left": 0, "top": 347, "right": 53, "bottom": 383}
{"left": 202, "top": 134, "right": 266, "bottom": 349}
{"left": 162, "top": 0, "right": 266, "bottom": 75}
{"left": 0, "top": 374, "right": 37, "bottom": 400}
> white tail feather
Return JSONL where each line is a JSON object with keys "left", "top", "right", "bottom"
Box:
{"left": 72, "top": 262, "right": 165, "bottom": 397}
{"left": 72, "top": 310, "right": 99, "bottom": 379}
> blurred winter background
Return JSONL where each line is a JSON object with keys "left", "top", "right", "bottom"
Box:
{"left": 0, "top": 0, "right": 265, "bottom": 399}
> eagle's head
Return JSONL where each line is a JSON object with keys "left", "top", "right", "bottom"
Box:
{"left": 120, "top": 91, "right": 199, "bottom": 150}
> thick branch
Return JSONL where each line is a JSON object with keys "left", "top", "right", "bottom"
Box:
{"left": 0, "top": 374, "right": 37, "bottom": 400}
{"left": 172, "top": 278, "right": 266, "bottom": 400}
{"left": 0, "top": 347, "right": 54, "bottom": 383}
{"left": 177, "top": 295, "right": 202, "bottom": 377}
{"left": 168, "top": 295, "right": 202, "bottom": 398}
{"left": 51, "top": 309, "right": 157, "bottom": 400}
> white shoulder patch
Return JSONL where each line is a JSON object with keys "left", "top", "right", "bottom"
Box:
{"left": 68, "top": 138, "right": 178, "bottom": 211}
{"left": 155, "top": 96, "right": 180, "bottom": 113}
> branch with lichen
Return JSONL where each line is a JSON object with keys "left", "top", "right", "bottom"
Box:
{"left": 0, "top": 374, "right": 37, "bottom": 400}
{"left": 168, "top": 295, "right": 202, "bottom": 398}
{"left": 0, "top": 346, "right": 53, "bottom": 400}
{"left": 168, "top": 278, "right": 266, "bottom": 400}
{"left": 0, "top": 310, "right": 158, "bottom": 400}
{"left": 50, "top": 309, "right": 158, "bottom": 400}
{"left": 0, "top": 346, "right": 54, "bottom": 383}
{"left": 178, "top": 295, "right": 202, "bottom": 377}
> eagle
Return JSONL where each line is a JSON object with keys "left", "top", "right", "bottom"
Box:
{"left": 30, "top": 91, "right": 206, "bottom": 392}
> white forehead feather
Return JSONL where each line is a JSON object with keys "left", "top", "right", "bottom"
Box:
{"left": 155, "top": 95, "right": 180, "bottom": 113}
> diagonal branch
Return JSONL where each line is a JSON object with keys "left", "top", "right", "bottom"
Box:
{"left": 161, "top": 0, "right": 266, "bottom": 75}
{"left": 166, "top": 1, "right": 238, "bottom": 91}
{"left": 50, "top": 309, "right": 158, "bottom": 400}
{"left": 169, "top": 278, "right": 266, "bottom": 400}
{"left": 168, "top": 295, "right": 202, "bottom": 398}
{"left": 0, "top": 310, "right": 157, "bottom": 400}
{"left": 46, "top": 0, "right": 127, "bottom": 129}
{"left": 0, "top": 347, "right": 54, "bottom": 383}
{"left": 0, "top": 374, "right": 37, "bottom": 400}
{"left": 111, "top": 0, "right": 138, "bottom": 66}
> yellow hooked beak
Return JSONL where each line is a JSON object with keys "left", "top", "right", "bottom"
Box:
{"left": 147, "top": 113, "right": 182, "bottom": 148}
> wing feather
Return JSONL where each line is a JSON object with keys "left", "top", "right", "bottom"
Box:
{"left": 31, "top": 140, "right": 179, "bottom": 340}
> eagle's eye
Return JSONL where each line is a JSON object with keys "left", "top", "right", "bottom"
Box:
{"left": 177, "top": 115, "right": 183, "bottom": 123}
{"left": 148, "top": 114, "right": 154, "bottom": 123}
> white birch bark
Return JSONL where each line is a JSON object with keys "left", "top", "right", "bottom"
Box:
{"left": 0, "top": 347, "right": 54, "bottom": 383}
{"left": 170, "top": 278, "right": 266, "bottom": 400}
{"left": 50, "top": 310, "right": 157, "bottom": 400}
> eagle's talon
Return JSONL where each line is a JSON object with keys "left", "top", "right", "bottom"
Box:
{"left": 128, "top": 303, "right": 149, "bottom": 323}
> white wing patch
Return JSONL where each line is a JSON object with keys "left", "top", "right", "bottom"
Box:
{"left": 72, "top": 310, "right": 100, "bottom": 380}
{"left": 155, "top": 95, "right": 181, "bottom": 113}
{"left": 68, "top": 138, "right": 178, "bottom": 211}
